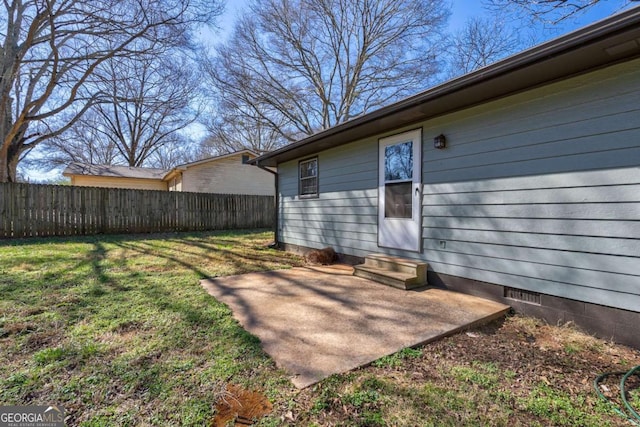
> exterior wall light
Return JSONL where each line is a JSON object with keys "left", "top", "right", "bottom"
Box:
{"left": 434, "top": 134, "right": 446, "bottom": 149}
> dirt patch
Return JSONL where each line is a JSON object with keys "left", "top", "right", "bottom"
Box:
{"left": 284, "top": 315, "right": 640, "bottom": 426}
{"left": 23, "top": 329, "right": 64, "bottom": 351}
{"left": 212, "top": 384, "right": 272, "bottom": 426}
{"left": 0, "top": 322, "right": 37, "bottom": 337}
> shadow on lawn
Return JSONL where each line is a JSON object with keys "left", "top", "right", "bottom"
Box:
{"left": 97, "top": 230, "right": 303, "bottom": 328}
{"left": 111, "top": 234, "right": 301, "bottom": 278}
{"left": 0, "top": 228, "right": 270, "bottom": 248}
{"left": 0, "top": 230, "right": 293, "bottom": 425}
{"left": 88, "top": 240, "right": 129, "bottom": 293}
{"left": 2, "top": 229, "right": 289, "bottom": 329}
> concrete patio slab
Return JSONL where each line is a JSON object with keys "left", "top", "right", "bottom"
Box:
{"left": 200, "top": 265, "right": 510, "bottom": 388}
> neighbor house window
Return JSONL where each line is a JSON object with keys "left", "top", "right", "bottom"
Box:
{"left": 299, "top": 157, "right": 318, "bottom": 197}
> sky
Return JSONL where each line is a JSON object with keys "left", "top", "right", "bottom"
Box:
{"left": 215, "top": 0, "right": 632, "bottom": 40}
{"left": 25, "top": 0, "right": 634, "bottom": 182}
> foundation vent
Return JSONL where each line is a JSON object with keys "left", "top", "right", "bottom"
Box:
{"left": 504, "top": 287, "right": 541, "bottom": 305}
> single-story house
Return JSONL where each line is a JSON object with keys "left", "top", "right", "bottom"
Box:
{"left": 64, "top": 150, "right": 275, "bottom": 196}
{"left": 251, "top": 8, "right": 640, "bottom": 347}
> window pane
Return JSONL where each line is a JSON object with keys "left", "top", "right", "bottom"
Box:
{"left": 300, "top": 159, "right": 317, "bottom": 179}
{"left": 300, "top": 158, "right": 318, "bottom": 196}
{"left": 385, "top": 182, "right": 412, "bottom": 218}
{"left": 301, "top": 177, "right": 317, "bottom": 195}
{"left": 385, "top": 141, "right": 413, "bottom": 181}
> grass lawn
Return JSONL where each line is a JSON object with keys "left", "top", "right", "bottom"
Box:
{"left": 1, "top": 230, "right": 638, "bottom": 426}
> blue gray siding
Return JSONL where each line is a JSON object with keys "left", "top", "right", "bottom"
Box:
{"left": 279, "top": 59, "right": 640, "bottom": 312}
{"left": 279, "top": 143, "right": 379, "bottom": 254}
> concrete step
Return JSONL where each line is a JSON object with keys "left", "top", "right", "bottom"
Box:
{"left": 353, "top": 264, "right": 427, "bottom": 290}
{"left": 363, "top": 254, "right": 427, "bottom": 282}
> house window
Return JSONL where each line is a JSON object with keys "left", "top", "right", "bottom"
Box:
{"left": 299, "top": 157, "right": 318, "bottom": 197}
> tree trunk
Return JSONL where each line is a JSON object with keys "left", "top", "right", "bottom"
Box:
{"left": 1, "top": 135, "right": 24, "bottom": 183}
{"left": 0, "top": 143, "right": 9, "bottom": 183}
{"left": 7, "top": 149, "right": 19, "bottom": 182}
{"left": 1, "top": 96, "right": 16, "bottom": 182}
{"left": 1, "top": 143, "right": 20, "bottom": 183}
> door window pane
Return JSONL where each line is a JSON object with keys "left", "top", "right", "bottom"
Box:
{"left": 385, "top": 182, "right": 412, "bottom": 218}
{"left": 385, "top": 141, "right": 413, "bottom": 181}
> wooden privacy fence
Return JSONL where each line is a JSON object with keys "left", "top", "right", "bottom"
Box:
{"left": 0, "top": 183, "right": 275, "bottom": 238}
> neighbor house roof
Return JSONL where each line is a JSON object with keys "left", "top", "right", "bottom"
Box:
{"left": 64, "top": 150, "right": 260, "bottom": 182}
{"left": 251, "top": 6, "right": 640, "bottom": 167}
{"left": 172, "top": 149, "right": 258, "bottom": 171}
{"left": 163, "top": 149, "right": 259, "bottom": 181}
{"left": 63, "top": 162, "right": 170, "bottom": 180}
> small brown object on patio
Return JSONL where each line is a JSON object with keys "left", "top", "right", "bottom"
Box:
{"left": 305, "top": 247, "right": 338, "bottom": 265}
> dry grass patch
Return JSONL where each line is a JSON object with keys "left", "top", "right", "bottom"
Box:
{"left": 284, "top": 315, "right": 640, "bottom": 427}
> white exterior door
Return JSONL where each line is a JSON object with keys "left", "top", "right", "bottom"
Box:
{"left": 378, "top": 129, "right": 422, "bottom": 252}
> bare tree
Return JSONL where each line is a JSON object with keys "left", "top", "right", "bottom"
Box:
{"left": 446, "top": 17, "right": 521, "bottom": 78}
{"left": 36, "top": 53, "right": 202, "bottom": 169}
{"left": 147, "top": 135, "right": 197, "bottom": 169}
{"left": 0, "top": 0, "right": 221, "bottom": 182}
{"left": 483, "top": 0, "right": 632, "bottom": 24}
{"left": 202, "top": 101, "right": 293, "bottom": 156}
{"left": 28, "top": 110, "right": 120, "bottom": 169}
{"left": 93, "top": 54, "right": 198, "bottom": 167}
{"left": 205, "top": 0, "right": 449, "bottom": 149}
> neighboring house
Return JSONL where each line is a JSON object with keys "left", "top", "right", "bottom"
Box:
{"left": 64, "top": 150, "right": 275, "bottom": 195}
{"left": 251, "top": 9, "right": 640, "bottom": 347}
{"left": 164, "top": 151, "right": 274, "bottom": 195}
